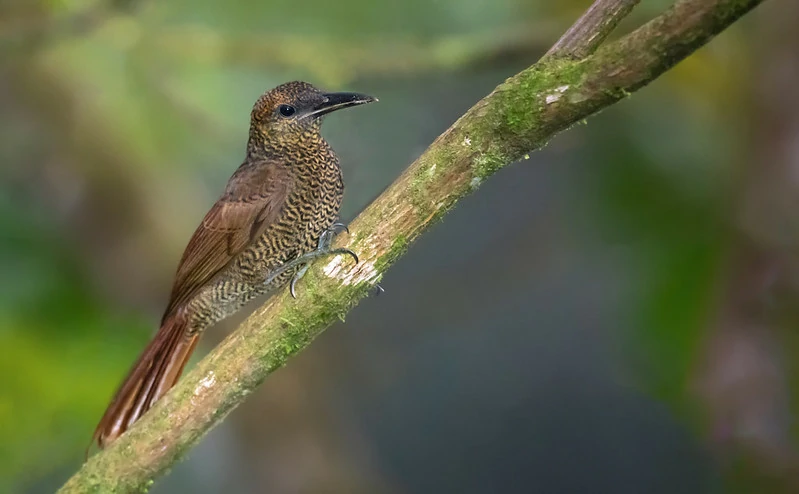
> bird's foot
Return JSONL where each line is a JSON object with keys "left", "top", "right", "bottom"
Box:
{"left": 289, "top": 264, "right": 309, "bottom": 299}
{"left": 318, "top": 222, "right": 349, "bottom": 250}
{"left": 315, "top": 223, "right": 384, "bottom": 299}
{"left": 286, "top": 246, "right": 359, "bottom": 298}
{"left": 274, "top": 223, "right": 357, "bottom": 299}
{"left": 264, "top": 245, "right": 359, "bottom": 297}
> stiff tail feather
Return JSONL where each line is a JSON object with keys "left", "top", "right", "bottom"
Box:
{"left": 89, "top": 313, "right": 200, "bottom": 453}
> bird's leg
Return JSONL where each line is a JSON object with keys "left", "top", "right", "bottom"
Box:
{"left": 306, "top": 222, "right": 384, "bottom": 298}
{"left": 318, "top": 222, "right": 349, "bottom": 247}
{"left": 264, "top": 247, "right": 358, "bottom": 297}
{"left": 263, "top": 222, "right": 357, "bottom": 298}
{"left": 288, "top": 224, "right": 358, "bottom": 298}
{"left": 325, "top": 224, "right": 384, "bottom": 298}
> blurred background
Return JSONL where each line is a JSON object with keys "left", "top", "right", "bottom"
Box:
{"left": 2, "top": 0, "right": 798, "bottom": 492}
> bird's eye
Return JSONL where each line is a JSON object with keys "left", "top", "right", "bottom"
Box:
{"left": 278, "top": 105, "right": 296, "bottom": 117}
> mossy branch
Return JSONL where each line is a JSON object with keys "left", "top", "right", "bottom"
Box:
{"left": 59, "top": 0, "right": 766, "bottom": 491}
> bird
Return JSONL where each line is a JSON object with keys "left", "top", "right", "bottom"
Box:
{"left": 90, "top": 81, "right": 377, "bottom": 450}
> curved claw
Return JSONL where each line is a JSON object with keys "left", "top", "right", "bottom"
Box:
{"left": 369, "top": 283, "right": 386, "bottom": 297}
{"left": 330, "top": 222, "right": 350, "bottom": 235}
{"left": 330, "top": 248, "right": 358, "bottom": 265}
{"left": 289, "top": 264, "right": 309, "bottom": 299}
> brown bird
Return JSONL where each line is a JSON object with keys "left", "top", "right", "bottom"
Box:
{"left": 91, "top": 81, "right": 376, "bottom": 450}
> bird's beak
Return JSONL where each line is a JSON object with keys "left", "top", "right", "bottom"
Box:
{"left": 305, "top": 92, "right": 378, "bottom": 119}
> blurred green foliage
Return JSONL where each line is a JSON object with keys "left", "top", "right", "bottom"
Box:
{"left": 0, "top": 189, "right": 150, "bottom": 485}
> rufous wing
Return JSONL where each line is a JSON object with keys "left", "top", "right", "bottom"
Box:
{"left": 162, "top": 161, "right": 291, "bottom": 320}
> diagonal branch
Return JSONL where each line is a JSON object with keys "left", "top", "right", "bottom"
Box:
{"left": 545, "top": 0, "right": 642, "bottom": 59}
{"left": 59, "top": 0, "right": 767, "bottom": 491}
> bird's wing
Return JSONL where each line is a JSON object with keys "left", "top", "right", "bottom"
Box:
{"left": 162, "top": 161, "right": 291, "bottom": 320}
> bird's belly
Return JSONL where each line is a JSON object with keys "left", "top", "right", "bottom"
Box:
{"left": 186, "top": 202, "right": 340, "bottom": 331}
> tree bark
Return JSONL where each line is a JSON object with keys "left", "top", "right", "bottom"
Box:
{"left": 59, "top": 0, "right": 767, "bottom": 491}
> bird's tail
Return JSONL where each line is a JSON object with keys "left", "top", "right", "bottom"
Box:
{"left": 89, "top": 312, "right": 199, "bottom": 452}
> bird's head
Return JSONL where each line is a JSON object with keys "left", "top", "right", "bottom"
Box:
{"left": 248, "top": 81, "right": 376, "bottom": 152}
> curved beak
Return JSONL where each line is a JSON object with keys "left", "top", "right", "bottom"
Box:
{"left": 306, "top": 92, "right": 378, "bottom": 118}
